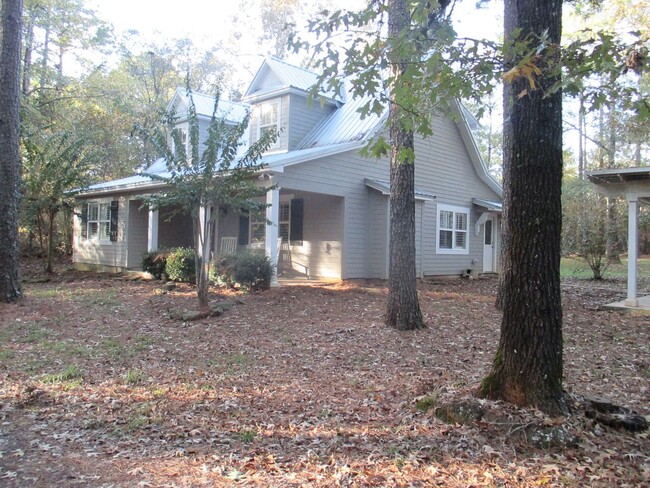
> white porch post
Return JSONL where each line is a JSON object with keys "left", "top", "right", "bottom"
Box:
{"left": 625, "top": 198, "right": 639, "bottom": 307}
{"left": 265, "top": 187, "right": 280, "bottom": 286}
{"left": 147, "top": 208, "right": 159, "bottom": 252}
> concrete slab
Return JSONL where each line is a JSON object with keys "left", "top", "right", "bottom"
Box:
{"left": 600, "top": 295, "right": 650, "bottom": 314}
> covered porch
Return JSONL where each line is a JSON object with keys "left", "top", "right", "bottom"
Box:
{"left": 588, "top": 167, "right": 650, "bottom": 311}
{"left": 136, "top": 187, "right": 344, "bottom": 283}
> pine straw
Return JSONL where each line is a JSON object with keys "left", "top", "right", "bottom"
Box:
{"left": 0, "top": 268, "right": 648, "bottom": 486}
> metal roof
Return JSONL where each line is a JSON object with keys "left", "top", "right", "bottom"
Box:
{"left": 244, "top": 57, "right": 340, "bottom": 102}
{"left": 168, "top": 88, "right": 249, "bottom": 123}
{"left": 365, "top": 178, "right": 437, "bottom": 201}
{"left": 300, "top": 88, "right": 386, "bottom": 149}
{"left": 588, "top": 167, "right": 650, "bottom": 204}
{"left": 472, "top": 198, "right": 502, "bottom": 212}
{"left": 587, "top": 167, "right": 650, "bottom": 184}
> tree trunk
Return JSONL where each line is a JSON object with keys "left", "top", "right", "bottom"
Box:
{"left": 0, "top": 0, "right": 23, "bottom": 303}
{"left": 46, "top": 208, "right": 55, "bottom": 273}
{"left": 40, "top": 3, "right": 51, "bottom": 90}
{"left": 605, "top": 108, "right": 620, "bottom": 263}
{"left": 22, "top": 6, "right": 35, "bottom": 95}
{"left": 385, "top": 0, "right": 424, "bottom": 331}
{"left": 480, "top": 0, "right": 567, "bottom": 416}
{"left": 194, "top": 207, "right": 213, "bottom": 310}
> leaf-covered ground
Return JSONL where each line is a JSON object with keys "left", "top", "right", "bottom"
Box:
{"left": 0, "top": 262, "right": 648, "bottom": 487}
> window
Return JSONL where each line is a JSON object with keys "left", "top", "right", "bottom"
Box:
{"left": 436, "top": 204, "right": 470, "bottom": 254}
{"left": 171, "top": 127, "right": 188, "bottom": 155}
{"left": 87, "top": 202, "right": 111, "bottom": 241}
{"left": 258, "top": 101, "right": 279, "bottom": 148}
{"left": 249, "top": 202, "right": 290, "bottom": 246}
{"left": 80, "top": 201, "right": 118, "bottom": 242}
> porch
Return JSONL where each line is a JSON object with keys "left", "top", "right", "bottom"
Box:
{"left": 588, "top": 167, "right": 650, "bottom": 309}
{"left": 130, "top": 188, "right": 344, "bottom": 281}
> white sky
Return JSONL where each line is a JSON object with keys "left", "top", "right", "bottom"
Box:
{"left": 89, "top": 0, "right": 503, "bottom": 51}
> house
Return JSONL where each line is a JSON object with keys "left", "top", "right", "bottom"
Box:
{"left": 73, "top": 57, "right": 503, "bottom": 282}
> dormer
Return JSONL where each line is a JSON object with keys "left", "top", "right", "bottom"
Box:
{"left": 242, "top": 58, "right": 340, "bottom": 153}
{"left": 165, "top": 88, "right": 250, "bottom": 158}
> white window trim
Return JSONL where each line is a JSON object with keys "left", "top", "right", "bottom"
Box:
{"left": 257, "top": 100, "right": 280, "bottom": 150}
{"left": 436, "top": 203, "right": 470, "bottom": 255}
{"left": 86, "top": 201, "right": 112, "bottom": 243}
{"left": 249, "top": 200, "right": 291, "bottom": 247}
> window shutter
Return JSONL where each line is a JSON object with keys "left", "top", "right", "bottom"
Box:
{"left": 238, "top": 213, "right": 249, "bottom": 245}
{"left": 80, "top": 204, "right": 88, "bottom": 239}
{"left": 109, "top": 200, "right": 119, "bottom": 242}
{"left": 290, "top": 198, "right": 304, "bottom": 246}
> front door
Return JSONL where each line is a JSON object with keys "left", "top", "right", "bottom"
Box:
{"left": 483, "top": 217, "right": 495, "bottom": 273}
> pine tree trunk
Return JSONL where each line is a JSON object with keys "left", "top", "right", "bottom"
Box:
{"left": 480, "top": 0, "right": 567, "bottom": 416}
{"left": 46, "top": 208, "right": 56, "bottom": 274}
{"left": 0, "top": 0, "right": 23, "bottom": 303}
{"left": 385, "top": 0, "right": 424, "bottom": 331}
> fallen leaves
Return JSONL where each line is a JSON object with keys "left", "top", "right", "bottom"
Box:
{"left": 0, "top": 265, "right": 648, "bottom": 486}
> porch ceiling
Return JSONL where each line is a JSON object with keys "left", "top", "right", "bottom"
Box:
{"left": 588, "top": 167, "right": 650, "bottom": 204}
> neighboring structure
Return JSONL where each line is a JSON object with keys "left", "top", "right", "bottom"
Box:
{"left": 73, "top": 57, "right": 502, "bottom": 280}
{"left": 588, "top": 167, "right": 650, "bottom": 307}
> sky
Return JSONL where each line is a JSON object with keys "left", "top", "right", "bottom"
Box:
{"left": 89, "top": 0, "right": 503, "bottom": 52}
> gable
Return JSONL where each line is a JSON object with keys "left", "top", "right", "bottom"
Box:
{"left": 245, "top": 64, "right": 286, "bottom": 97}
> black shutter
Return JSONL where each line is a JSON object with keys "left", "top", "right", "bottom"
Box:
{"left": 290, "top": 198, "right": 304, "bottom": 246}
{"left": 238, "top": 212, "right": 249, "bottom": 245}
{"left": 109, "top": 200, "right": 119, "bottom": 242}
{"left": 80, "top": 204, "right": 88, "bottom": 239}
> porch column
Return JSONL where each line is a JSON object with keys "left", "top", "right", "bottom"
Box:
{"left": 265, "top": 187, "right": 280, "bottom": 286}
{"left": 625, "top": 197, "right": 639, "bottom": 307}
{"left": 147, "top": 208, "right": 159, "bottom": 252}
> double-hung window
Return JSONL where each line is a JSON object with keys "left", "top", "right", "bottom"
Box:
{"left": 249, "top": 202, "right": 290, "bottom": 246}
{"left": 436, "top": 204, "right": 470, "bottom": 254}
{"left": 87, "top": 202, "right": 111, "bottom": 241}
{"left": 258, "top": 101, "right": 279, "bottom": 149}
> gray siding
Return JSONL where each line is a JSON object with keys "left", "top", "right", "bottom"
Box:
{"left": 73, "top": 196, "right": 129, "bottom": 269}
{"left": 367, "top": 191, "right": 388, "bottom": 279}
{"left": 414, "top": 114, "right": 500, "bottom": 276}
{"left": 276, "top": 150, "right": 390, "bottom": 279}
{"left": 276, "top": 112, "right": 500, "bottom": 279}
{"left": 287, "top": 93, "right": 335, "bottom": 149}
{"left": 127, "top": 201, "right": 148, "bottom": 268}
{"left": 291, "top": 192, "right": 343, "bottom": 278}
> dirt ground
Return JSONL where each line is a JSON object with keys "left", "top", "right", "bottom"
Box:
{"left": 0, "top": 260, "right": 648, "bottom": 487}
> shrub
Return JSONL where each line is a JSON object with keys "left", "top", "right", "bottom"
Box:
{"left": 213, "top": 251, "right": 272, "bottom": 291}
{"left": 233, "top": 251, "right": 273, "bottom": 291}
{"left": 166, "top": 247, "right": 196, "bottom": 283}
{"left": 141, "top": 250, "right": 168, "bottom": 279}
{"left": 212, "top": 254, "right": 238, "bottom": 288}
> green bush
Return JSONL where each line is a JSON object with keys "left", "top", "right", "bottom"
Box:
{"left": 233, "top": 251, "right": 273, "bottom": 291}
{"left": 213, "top": 251, "right": 272, "bottom": 291}
{"left": 141, "top": 250, "right": 168, "bottom": 279}
{"left": 165, "top": 247, "right": 196, "bottom": 283}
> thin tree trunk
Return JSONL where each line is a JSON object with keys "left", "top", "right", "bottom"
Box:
{"left": 46, "top": 208, "right": 56, "bottom": 273}
{"left": 385, "top": 0, "right": 424, "bottom": 331}
{"left": 0, "top": 0, "right": 23, "bottom": 302}
{"left": 22, "top": 6, "right": 35, "bottom": 95}
{"left": 480, "top": 0, "right": 567, "bottom": 416}
{"left": 40, "top": 3, "right": 50, "bottom": 89}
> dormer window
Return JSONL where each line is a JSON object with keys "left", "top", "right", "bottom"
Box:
{"left": 171, "top": 127, "right": 188, "bottom": 156}
{"left": 259, "top": 101, "right": 279, "bottom": 149}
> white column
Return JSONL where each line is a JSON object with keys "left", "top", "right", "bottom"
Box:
{"left": 265, "top": 187, "right": 280, "bottom": 286}
{"left": 625, "top": 198, "right": 639, "bottom": 307}
{"left": 147, "top": 208, "right": 159, "bottom": 252}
